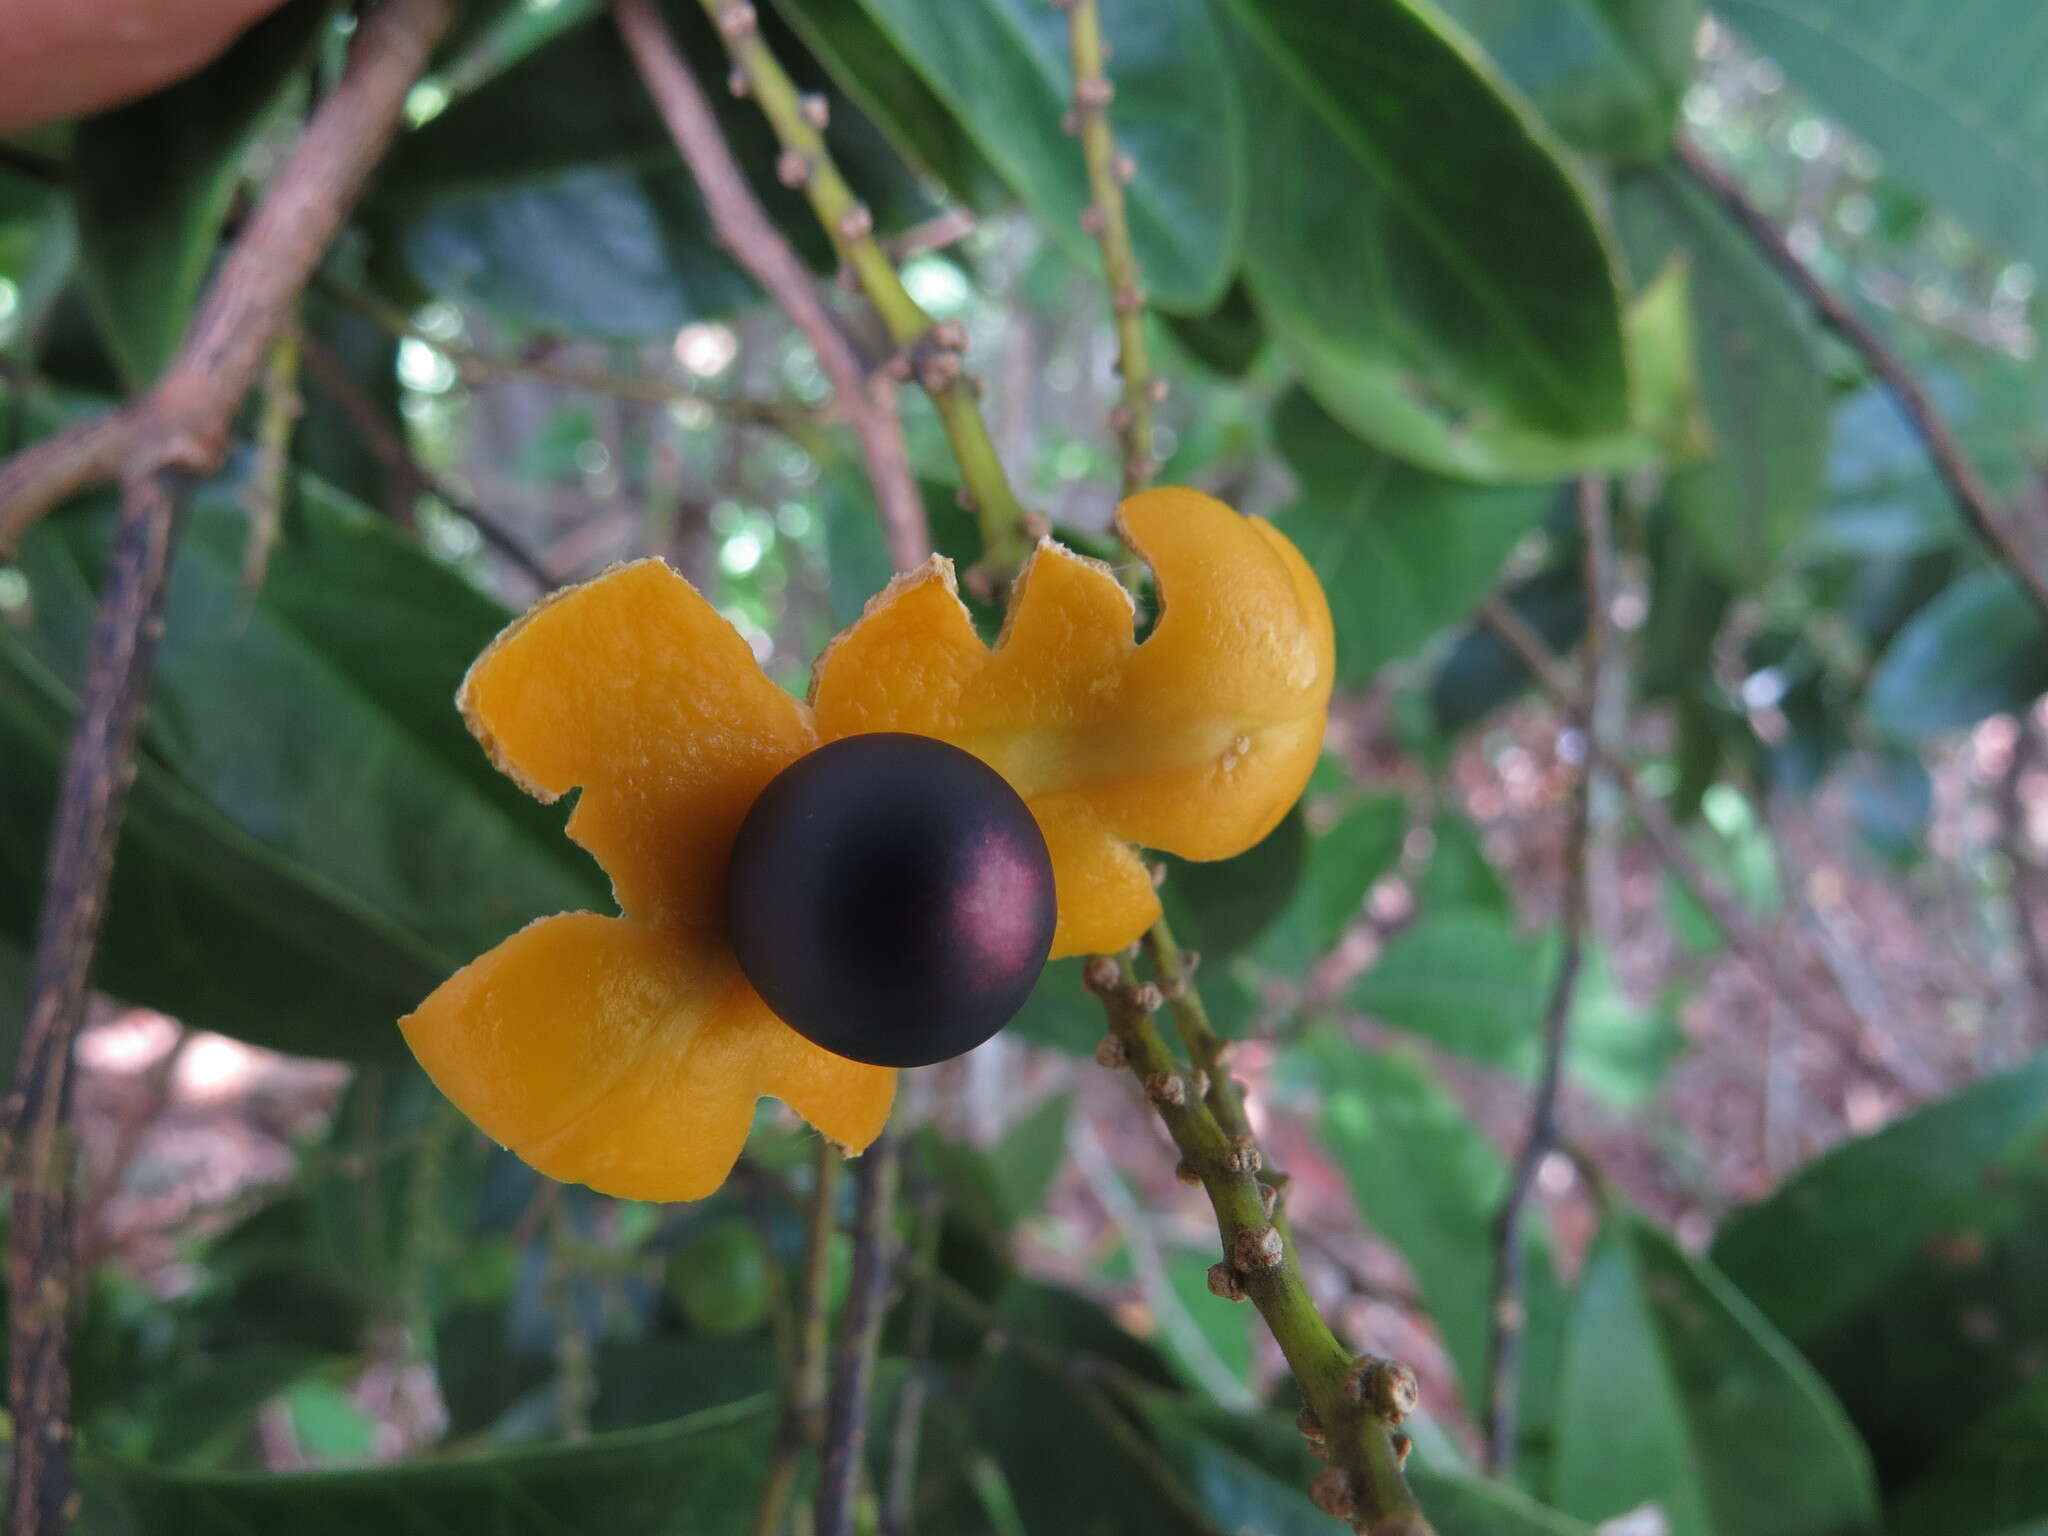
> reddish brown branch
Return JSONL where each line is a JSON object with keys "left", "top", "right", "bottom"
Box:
{"left": 1677, "top": 136, "right": 2048, "bottom": 631}
{"left": 816, "top": 1133, "right": 900, "bottom": 1536}
{"left": 612, "top": 0, "right": 928, "bottom": 572}
{"left": 1, "top": 3, "right": 452, "bottom": 1529}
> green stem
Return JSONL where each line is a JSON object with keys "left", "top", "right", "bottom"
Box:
{"left": 700, "top": 1, "right": 1032, "bottom": 576}
{"left": 1062, "top": 0, "right": 1157, "bottom": 494}
{"left": 1085, "top": 954, "right": 1430, "bottom": 1535}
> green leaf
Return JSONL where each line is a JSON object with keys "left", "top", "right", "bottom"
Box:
{"left": 1432, "top": 0, "right": 1702, "bottom": 159}
{"left": 72, "top": 0, "right": 330, "bottom": 387}
{"left": 1553, "top": 1215, "right": 1880, "bottom": 1536}
{"left": 1429, "top": 561, "right": 1587, "bottom": 734}
{"left": 0, "top": 168, "right": 77, "bottom": 357}
{"left": 1270, "top": 389, "right": 1553, "bottom": 684}
{"left": 1007, "top": 957, "right": 1103, "bottom": 1056}
{"left": 1866, "top": 569, "right": 2048, "bottom": 739}
{"left": 1348, "top": 914, "right": 1548, "bottom": 1069}
{"left": 143, "top": 1348, "right": 337, "bottom": 1468}
{"left": 1161, "top": 807, "right": 1308, "bottom": 963}
{"left": 769, "top": 0, "right": 1005, "bottom": 206}
{"left": 1162, "top": 280, "right": 1267, "bottom": 378}
{"left": 1142, "top": 1398, "right": 1600, "bottom": 1536}
{"left": 1888, "top": 1376, "right": 2048, "bottom": 1536}
{"left": 85, "top": 1397, "right": 776, "bottom": 1534}
{"left": 1253, "top": 793, "right": 1411, "bottom": 974}
{"left": 1, "top": 473, "right": 604, "bottom": 1060}
{"left": 849, "top": 0, "right": 1242, "bottom": 312}
{"left": 1614, "top": 165, "right": 1829, "bottom": 585}
{"left": 1308, "top": 1037, "right": 1533, "bottom": 1405}
{"left": 1565, "top": 945, "right": 1682, "bottom": 1109}
{"left": 1712, "top": 1054, "right": 2048, "bottom": 1494}
{"left": 1230, "top": 0, "right": 1638, "bottom": 477}
{"left": 1715, "top": 0, "right": 2048, "bottom": 267}
{"left": 371, "top": 3, "right": 931, "bottom": 337}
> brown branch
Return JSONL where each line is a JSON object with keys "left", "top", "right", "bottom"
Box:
{"left": 0, "top": 414, "right": 133, "bottom": 552}
{"left": 1676, "top": 136, "right": 2048, "bottom": 631}
{"left": 880, "top": 1153, "right": 941, "bottom": 1536}
{"left": 1476, "top": 595, "right": 1917, "bottom": 1093}
{"left": 297, "top": 334, "right": 558, "bottom": 590}
{"left": 0, "top": 4, "right": 452, "bottom": 1530}
{"left": 816, "top": 1132, "right": 899, "bottom": 1536}
{"left": 1483, "top": 479, "right": 1605, "bottom": 1475}
{"left": 612, "top": 0, "right": 929, "bottom": 572}
{"left": 749, "top": 1143, "right": 842, "bottom": 1536}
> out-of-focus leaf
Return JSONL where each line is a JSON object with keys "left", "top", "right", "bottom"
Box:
{"left": 1429, "top": 562, "right": 1587, "bottom": 735}
{"left": 1271, "top": 389, "right": 1553, "bottom": 684}
{"left": 849, "top": 0, "right": 1241, "bottom": 312}
{"left": 770, "top": 0, "right": 1004, "bottom": 206}
{"left": 1252, "top": 792, "right": 1410, "bottom": 975}
{"left": 72, "top": 0, "right": 330, "bottom": 387}
{"left": 1553, "top": 1214, "right": 1880, "bottom": 1536}
{"left": 1713, "top": 1054, "right": 2048, "bottom": 1495}
{"left": 143, "top": 1348, "right": 336, "bottom": 1469}
{"left": 925, "top": 1093, "right": 1073, "bottom": 1240}
{"left": 1614, "top": 165, "right": 1828, "bottom": 585}
{"left": 1843, "top": 748, "right": 1933, "bottom": 867}
{"left": 1306, "top": 1037, "right": 1554, "bottom": 1411}
{"left": 1866, "top": 570, "right": 2048, "bottom": 739}
{"left": 432, "top": 0, "right": 608, "bottom": 99}
{"left": 1432, "top": 0, "right": 1702, "bottom": 159}
{"left": 0, "top": 169, "right": 76, "bottom": 355}
{"left": 1347, "top": 911, "right": 1551, "bottom": 1068}
{"left": 1, "top": 472, "right": 604, "bottom": 1060}
{"left": 85, "top": 1397, "right": 776, "bottom": 1534}
{"left": 1006, "top": 957, "right": 1101, "bottom": 1056}
{"left": 1566, "top": 945, "right": 1682, "bottom": 1109}
{"left": 1230, "top": 2, "right": 1638, "bottom": 479}
{"left": 1640, "top": 510, "right": 1733, "bottom": 701}
{"left": 1162, "top": 280, "right": 1266, "bottom": 378}
{"left": 1716, "top": 0, "right": 2048, "bottom": 268}
{"left": 1887, "top": 1376, "right": 2048, "bottom": 1536}
{"left": 371, "top": 3, "right": 930, "bottom": 336}
{"left": 1161, "top": 807, "right": 1307, "bottom": 963}
{"left": 1142, "top": 1397, "right": 1600, "bottom": 1536}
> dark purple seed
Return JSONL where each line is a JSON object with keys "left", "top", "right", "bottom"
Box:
{"left": 725, "top": 733, "right": 1056, "bottom": 1067}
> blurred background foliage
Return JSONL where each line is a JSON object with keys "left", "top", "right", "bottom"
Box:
{"left": 4, "top": 0, "right": 2048, "bottom": 1532}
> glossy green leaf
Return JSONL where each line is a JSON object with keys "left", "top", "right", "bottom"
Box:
{"left": 1614, "top": 165, "right": 1829, "bottom": 585}
{"left": 1866, "top": 569, "right": 2048, "bottom": 739}
{"left": 1553, "top": 1215, "right": 1879, "bottom": 1536}
{"left": 1433, "top": 0, "right": 1701, "bottom": 159}
{"left": 1716, "top": 0, "right": 2048, "bottom": 266}
{"left": 72, "top": 0, "right": 330, "bottom": 387}
{"left": 1, "top": 474, "right": 603, "bottom": 1060}
{"left": 432, "top": 0, "right": 609, "bottom": 99}
{"left": 1713, "top": 1055, "right": 2048, "bottom": 1493}
{"left": 1271, "top": 389, "right": 1554, "bottom": 683}
{"left": 0, "top": 168, "right": 76, "bottom": 356}
{"left": 1162, "top": 280, "right": 1267, "bottom": 378}
{"left": 850, "top": 0, "right": 1241, "bottom": 311}
{"left": 85, "top": 1397, "right": 775, "bottom": 1533}
{"left": 371, "top": 3, "right": 930, "bottom": 336}
{"left": 1230, "top": 0, "right": 1637, "bottom": 477}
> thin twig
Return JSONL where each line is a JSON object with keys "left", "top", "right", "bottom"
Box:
{"left": 1483, "top": 480, "right": 1605, "bottom": 1474}
{"left": 881, "top": 1147, "right": 942, "bottom": 1536}
{"left": 751, "top": 1143, "right": 843, "bottom": 1536}
{"left": 315, "top": 276, "right": 820, "bottom": 431}
{"left": 1998, "top": 713, "right": 2048, "bottom": 1046}
{"left": 297, "top": 334, "right": 558, "bottom": 589}
{"left": 0, "top": 414, "right": 133, "bottom": 552}
{"left": 1, "top": 5, "right": 452, "bottom": 1530}
{"left": 1676, "top": 136, "right": 2048, "bottom": 630}
{"left": 1476, "top": 595, "right": 1915, "bottom": 1091}
{"left": 239, "top": 329, "right": 304, "bottom": 597}
{"left": 611, "top": 0, "right": 928, "bottom": 572}
{"left": 816, "top": 1133, "right": 899, "bottom": 1536}
{"left": 696, "top": 0, "right": 1031, "bottom": 579}
{"left": 1063, "top": 0, "right": 1158, "bottom": 494}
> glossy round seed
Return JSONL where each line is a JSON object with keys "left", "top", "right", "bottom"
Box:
{"left": 725, "top": 733, "right": 1056, "bottom": 1067}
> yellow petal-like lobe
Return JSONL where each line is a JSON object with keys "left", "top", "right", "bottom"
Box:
{"left": 459, "top": 559, "right": 817, "bottom": 930}
{"left": 400, "top": 913, "right": 893, "bottom": 1202}
{"left": 811, "top": 488, "right": 1334, "bottom": 953}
